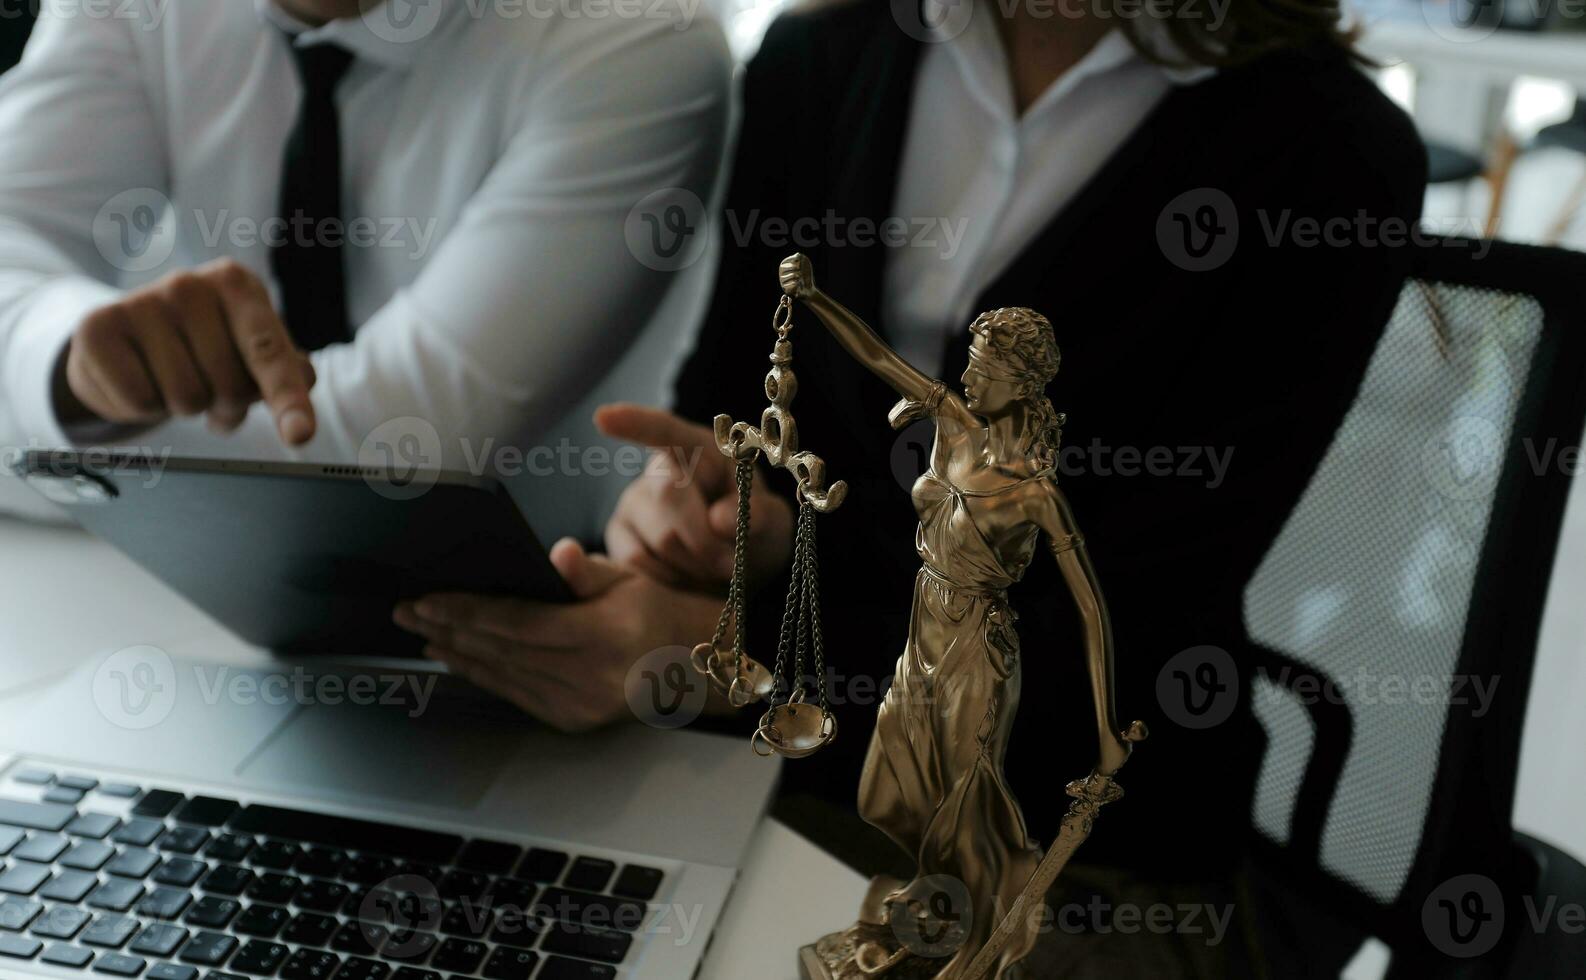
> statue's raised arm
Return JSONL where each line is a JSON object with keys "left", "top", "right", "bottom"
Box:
{"left": 778, "top": 254, "right": 977, "bottom": 432}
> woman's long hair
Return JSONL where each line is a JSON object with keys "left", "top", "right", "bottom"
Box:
{"left": 822, "top": 0, "right": 1360, "bottom": 69}
{"left": 968, "top": 308, "right": 1065, "bottom": 471}
{"left": 1122, "top": 0, "right": 1359, "bottom": 69}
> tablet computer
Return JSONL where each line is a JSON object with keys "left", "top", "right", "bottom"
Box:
{"left": 12, "top": 450, "right": 573, "bottom": 657}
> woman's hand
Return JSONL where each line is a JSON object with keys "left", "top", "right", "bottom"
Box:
{"left": 596, "top": 403, "right": 793, "bottom": 590}
{"left": 778, "top": 253, "right": 815, "bottom": 299}
{"left": 393, "top": 538, "right": 726, "bottom": 732}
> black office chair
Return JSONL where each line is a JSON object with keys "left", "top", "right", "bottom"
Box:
{"left": 1421, "top": 138, "right": 1498, "bottom": 235}
{"left": 1536, "top": 99, "right": 1586, "bottom": 158}
{"left": 1241, "top": 237, "right": 1586, "bottom": 978}
{"left": 0, "top": 1, "right": 36, "bottom": 75}
{"left": 1425, "top": 142, "right": 1487, "bottom": 187}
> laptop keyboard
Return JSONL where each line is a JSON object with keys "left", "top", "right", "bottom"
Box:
{"left": 0, "top": 768, "right": 668, "bottom": 979}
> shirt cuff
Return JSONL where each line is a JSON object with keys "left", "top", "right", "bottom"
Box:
{"left": 3, "top": 276, "right": 120, "bottom": 449}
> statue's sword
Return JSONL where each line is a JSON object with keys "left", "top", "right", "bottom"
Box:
{"left": 960, "top": 722, "right": 1145, "bottom": 980}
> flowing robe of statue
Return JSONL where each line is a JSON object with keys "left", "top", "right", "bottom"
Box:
{"left": 855, "top": 398, "right": 1055, "bottom": 976}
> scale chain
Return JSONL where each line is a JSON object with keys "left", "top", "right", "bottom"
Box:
{"left": 727, "top": 458, "right": 754, "bottom": 679}
{"left": 803, "top": 506, "right": 829, "bottom": 713}
{"left": 793, "top": 502, "right": 812, "bottom": 700}
{"left": 772, "top": 497, "right": 808, "bottom": 704}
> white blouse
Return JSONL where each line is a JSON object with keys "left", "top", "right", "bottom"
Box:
{"left": 884, "top": 1, "right": 1209, "bottom": 371}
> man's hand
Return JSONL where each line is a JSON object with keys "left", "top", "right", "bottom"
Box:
{"left": 393, "top": 538, "right": 726, "bottom": 732}
{"left": 56, "top": 258, "right": 318, "bottom": 444}
{"left": 596, "top": 403, "right": 792, "bottom": 591}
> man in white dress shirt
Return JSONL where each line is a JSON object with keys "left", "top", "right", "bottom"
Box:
{"left": 0, "top": 0, "right": 730, "bottom": 519}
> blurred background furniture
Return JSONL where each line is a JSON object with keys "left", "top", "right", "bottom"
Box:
{"left": 1357, "top": 0, "right": 1586, "bottom": 246}
{"left": 1528, "top": 99, "right": 1586, "bottom": 242}
{"left": 1421, "top": 138, "right": 1509, "bottom": 236}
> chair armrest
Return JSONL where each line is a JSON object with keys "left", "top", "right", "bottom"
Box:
{"left": 1503, "top": 832, "right": 1586, "bottom": 978}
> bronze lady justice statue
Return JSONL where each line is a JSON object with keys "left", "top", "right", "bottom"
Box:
{"left": 775, "top": 254, "right": 1146, "bottom": 980}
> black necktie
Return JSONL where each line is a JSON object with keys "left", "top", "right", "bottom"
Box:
{"left": 273, "top": 41, "right": 355, "bottom": 351}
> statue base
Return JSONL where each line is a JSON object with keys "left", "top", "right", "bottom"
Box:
{"left": 791, "top": 770, "right": 1132, "bottom": 980}
{"left": 796, "top": 877, "right": 958, "bottom": 980}
{"left": 797, "top": 927, "right": 945, "bottom": 980}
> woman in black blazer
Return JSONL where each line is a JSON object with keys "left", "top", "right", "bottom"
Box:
{"left": 675, "top": 0, "right": 1423, "bottom": 841}
{"left": 400, "top": 0, "right": 1426, "bottom": 973}
{"left": 664, "top": 0, "right": 1426, "bottom": 972}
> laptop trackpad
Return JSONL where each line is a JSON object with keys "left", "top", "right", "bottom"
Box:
{"left": 0, "top": 653, "right": 297, "bottom": 780}
{"left": 234, "top": 678, "right": 529, "bottom": 809}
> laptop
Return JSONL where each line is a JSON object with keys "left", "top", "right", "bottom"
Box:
{"left": 0, "top": 454, "right": 780, "bottom": 980}
{"left": 0, "top": 653, "right": 777, "bottom": 980}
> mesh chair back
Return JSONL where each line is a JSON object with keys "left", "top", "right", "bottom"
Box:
{"left": 1242, "top": 239, "right": 1586, "bottom": 969}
